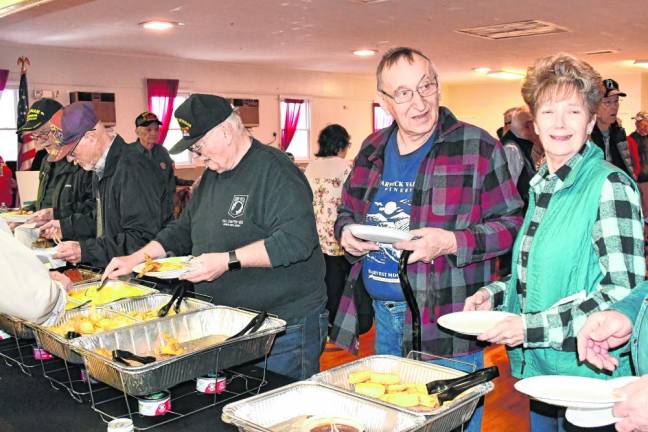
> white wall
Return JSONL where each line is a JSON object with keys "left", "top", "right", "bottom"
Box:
{"left": 0, "top": 42, "right": 377, "bottom": 163}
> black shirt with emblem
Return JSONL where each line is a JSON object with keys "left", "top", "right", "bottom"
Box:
{"left": 155, "top": 139, "right": 326, "bottom": 324}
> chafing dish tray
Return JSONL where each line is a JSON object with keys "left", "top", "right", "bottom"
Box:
{"left": 71, "top": 306, "right": 287, "bottom": 396}
{"left": 105, "top": 293, "right": 214, "bottom": 320}
{"left": 222, "top": 381, "right": 426, "bottom": 432}
{"left": 0, "top": 313, "right": 34, "bottom": 339}
{"left": 65, "top": 279, "right": 157, "bottom": 309}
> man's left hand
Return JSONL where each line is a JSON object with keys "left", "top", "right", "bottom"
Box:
{"left": 179, "top": 253, "right": 228, "bottom": 283}
{"left": 477, "top": 315, "right": 524, "bottom": 347}
{"left": 393, "top": 227, "right": 457, "bottom": 263}
{"left": 54, "top": 241, "right": 82, "bottom": 264}
{"left": 613, "top": 375, "right": 648, "bottom": 432}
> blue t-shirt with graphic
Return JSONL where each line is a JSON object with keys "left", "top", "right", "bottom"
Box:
{"left": 362, "top": 131, "right": 434, "bottom": 301}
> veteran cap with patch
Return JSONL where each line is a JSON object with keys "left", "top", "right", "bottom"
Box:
{"left": 48, "top": 102, "right": 98, "bottom": 162}
{"left": 170, "top": 94, "right": 233, "bottom": 154}
{"left": 135, "top": 111, "right": 162, "bottom": 127}
{"left": 602, "top": 78, "right": 627, "bottom": 98}
{"left": 18, "top": 98, "right": 63, "bottom": 133}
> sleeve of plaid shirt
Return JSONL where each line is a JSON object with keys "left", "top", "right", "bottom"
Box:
{"left": 524, "top": 173, "right": 645, "bottom": 350}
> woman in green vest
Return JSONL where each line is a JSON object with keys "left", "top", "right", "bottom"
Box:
{"left": 464, "top": 53, "right": 645, "bottom": 431}
{"left": 577, "top": 281, "right": 648, "bottom": 432}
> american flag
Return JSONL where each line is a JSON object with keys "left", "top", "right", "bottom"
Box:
{"left": 16, "top": 70, "right": 34, "bottom": 171}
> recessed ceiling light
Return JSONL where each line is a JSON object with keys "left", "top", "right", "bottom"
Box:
{"left": 353, "top": 49, "right": 377, "bottom": 57}
{"left": 487, "top": 70, "right": 525, "bottom": 80}
{"left": 472, "top": 67, "right": 491, "bottom": 74}
{"left": 139, "top": 20, "right": 181, "bottom": 31}
{"left": 633, "top": 60, "right": 648, "bottom": 69}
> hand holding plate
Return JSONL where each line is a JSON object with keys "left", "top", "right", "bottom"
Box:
{"left": 612, "top": 376, "right": 648, "bottom": 432}
{"left": 477, "top": 315, "right": 524, "bottom": 347}
{"left": 576, "top": 310, "right": 632, "bottom": 371}
{"left": 393, "top": 227, "right": 457, "bottom": 264}
{"left": 179, "top": 252, "right": 228, "bottom": 283}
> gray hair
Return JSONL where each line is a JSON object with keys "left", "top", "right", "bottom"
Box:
{"left": 376, "top": 47, "right": 440, "bottom": 90}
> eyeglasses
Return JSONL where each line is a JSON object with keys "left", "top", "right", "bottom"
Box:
{"left": 68, "top": 129, "right": 95, "bottom": 159}
{"left": 188, "top": 140, "right": 204, "bottom": 155}
{"left": 379, "top": 79, "right": 438, "bottom": 104}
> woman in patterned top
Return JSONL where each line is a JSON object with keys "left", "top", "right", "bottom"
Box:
{"left": 305, "top": 124, "right": 353, "bottom": 330}
{"left": 465, "top": 53, "right": 645, "bottom": 431}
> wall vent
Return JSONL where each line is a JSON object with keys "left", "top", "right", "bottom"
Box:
{"left": 457, "top": 20, "right": 567, "bottom": 40}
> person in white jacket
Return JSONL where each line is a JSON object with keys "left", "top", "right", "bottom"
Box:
{"left": 0, "top": 219, "right": 71, "bottom": 325}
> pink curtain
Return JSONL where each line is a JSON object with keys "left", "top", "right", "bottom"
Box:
{"left": 281, "top": 98, "right": 304, "bottom": 151}
{"left": 146, "top": 79, "right": 179, "bottom": 144}
{"left": 0, "top": 69, "right": 8, "bottom": 95}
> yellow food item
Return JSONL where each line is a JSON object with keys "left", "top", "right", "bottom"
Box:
{"left": 419, "top": 394, "right": 440, "bottom": 408}
{"left": 368, "top": 372, "right": 400, "bottom": 385}
{"left": 65, "top": 283, "right": 149, "bottom": 309}
{"left": 348, "top": 370, "right": 371, "bottom": 384}
{"left": 406, "top": 383, "right": 428, "bottom": 395}
{"left": 127, "top": 308, "right": 178, "bottom": 321}
{"left": 381, "top": 392, "right": 420, "bottom": 407}
{"left": 137, "top": 255, "right": 187, "bottom": 277}
{"left": 49, "top": 313, "right": 132, "bottom": 336}
{"left": 155, "top": 332, "right": 185, "bottom": 357}
{"left": 354, "top": 382, "right": 385, "bottom": 398}
{"left": 386, "top": 384, "right": 408, "bottom": 393}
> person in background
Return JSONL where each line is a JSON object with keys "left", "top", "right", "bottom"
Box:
{"left": 19, "top": 100, "right": 96, "bottom": 239}
{"left": 40, "top": 102, "right": 170, "bottom": 267}
{"left": 333, "top": 47, "right": 523, "bottom": 432}
{"left": 0, "top": 155, "right": 16, "bottom": 208}
{"left": 577, "top": 281, "right": 648, "bottom": 432}
{"left": 590, "top": 78, "right": 637, "bottom": 178}
{"left": 628, "top": 111, "right": 648, "bottom": 216}
{"left": 129, "top": 111, "right": 176, "bottom": 220}
{"left": 0, "top": 221, "right": 72, "bottom": 326}
{"left": 304, "top": 124, "right": 353, "bottom": 330}
{"left": 102, "top": 94, "right": 327, "bottom": 380}
{"left": 496, "top": 106, "right": 518, "bottom": 140}
{"left": 465, "top": 53, "right": 644, "bottom": 431}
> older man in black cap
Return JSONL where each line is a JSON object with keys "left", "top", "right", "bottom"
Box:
{"left": 40, "top": 102, "right": 171, "bottom": 267}
{"left": 130, "top": 111, "right": 176, "bottom": 219}
{"left": 103, "top": 94, "right": 327, "bottom": 380}
{"left": 18, "top": 99, "right": 95, "bottom": 237}
{"left": 591, "top": 78, "right": 635, "bottom": 177}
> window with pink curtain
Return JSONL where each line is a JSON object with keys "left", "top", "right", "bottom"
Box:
{"left": 0, "top": 69, "right": 8, "bottom": 97}
{"left": 280, "top": 98, "right": 304, "bottom": 151}
{"left": 146, "top": 79, "right": 179, "bottom": 144}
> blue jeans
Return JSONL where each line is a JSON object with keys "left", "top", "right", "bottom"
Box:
{"left": 261, "top": 302, "right": 328, "bottom": 380}
{"left": 431, "top": 351, "right": 484, "bottom": 432}
{"left": 373, "top": 300, "right": 406, "bottom": 356}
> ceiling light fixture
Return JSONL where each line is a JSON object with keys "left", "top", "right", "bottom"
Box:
{"left": 353, "top": 49, "right": 377, "bottom": 57}
{"left": 487, "top": 70, "right": 525, "bottom": 80}
{"left": 139, "top": 20, "right": 181, "bottom": 31}
{"left": 472, "top": 67, "right": 491, "bottom": 74}
{"left": 633, "top": 60, "right": 648, "bottom": 69}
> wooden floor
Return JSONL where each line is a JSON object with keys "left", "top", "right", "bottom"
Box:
{"left": 320, "top": 328, "right": 529, "bottom": 432}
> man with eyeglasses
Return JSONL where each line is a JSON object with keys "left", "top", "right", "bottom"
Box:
{"left": 40, "top": 102, "right": 170, "bottom": 267}
{"left": 332, "top": 47, "right": 523, "bottom": 432}
{"left": 591, "top": 78, "right": 637, "bottom": 178}
{"left": 14, "top": 99, "right": 95, "bottom": 239}
{"left": 102, "top": 94, "right": 327, "bottom": 381}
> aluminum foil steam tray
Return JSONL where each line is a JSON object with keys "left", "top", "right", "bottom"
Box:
{"left": 65, "top": 279, "right": 158, "bottom": 308}
{"left": 70, "top": 306, "right": 287, "bottom": 396}
{"left": 222, "top": 381, "right": 427, "bottom": 432}
{"left": 32, "top": 306, "right": 138, "bottom": 364}
{"left": 310, "top": 355, "right": 494, "bottom": 431}
{"left": 105, "top": 293, "right": 215, "bottom": 320}
{"left": 0, "top": 313, "right": 34, "bottom": 339}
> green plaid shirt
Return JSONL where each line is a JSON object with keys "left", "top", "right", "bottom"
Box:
{"left": 486, "top": 144, "right": 645, "bottom": 349}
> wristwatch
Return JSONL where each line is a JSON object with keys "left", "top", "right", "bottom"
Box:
{"left": 227, "top": 250, "right": 241, "bottom": 271}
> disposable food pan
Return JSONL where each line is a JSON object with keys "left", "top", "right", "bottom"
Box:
{"left": 71, "top": 306, "right": 287, "bottom": 396}
{"left": 0, "top": 313, "right": 34, "bottom": 339}
{"left": 32, "top": 306, "right": 138, "bottom": 364}
{"left": 63, "top": 266, "right": 103, "bottom": 285}
{"left": 65, "top": 279, "right": 158, "bottom": 308}
{"left": 310, "top": 355, "right": 494, "bottom": 431}
{"left": 105, "top": 293, "right": 215, "bottom": 320}
{"left": 222, "top": 381, "right": 426, "bottom": 432}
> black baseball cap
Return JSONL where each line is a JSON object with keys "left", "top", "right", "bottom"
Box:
{"left": 602, "top": 79, "right": 627, "bottom": 98}
{"left": 135, "top": 111, "right": 162, "bottom": 127}
{"left": 170, "top": 94, "right": 233, "bottom": 154}
{"left": 18, "top": 98, "right": 63, "bottom": 132}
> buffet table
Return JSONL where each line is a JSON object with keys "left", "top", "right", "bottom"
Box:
{"left": 0, "top": 353, "right": 293, "bottom": 432}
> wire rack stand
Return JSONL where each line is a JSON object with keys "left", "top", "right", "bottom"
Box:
{"left": 38, "top": 354, "right": 111, "bottom": 403}
{"left": 86, "top": 353, "right": 270, "bottom": 431}
{"left": 0, "top": 335, "right": 41, "bottom": 375}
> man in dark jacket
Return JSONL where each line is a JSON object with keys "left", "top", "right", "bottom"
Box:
{"left": 129, "top": 111, "right": 175, "bottom": 222}
{"left": 591, "top": 78, "right": 635, "bottom": 177}
{"left": 628, "top": 111, "right": 648, "bottom": 216}
{"left": 42, "top": 102, "right": 170, "bottom": 267}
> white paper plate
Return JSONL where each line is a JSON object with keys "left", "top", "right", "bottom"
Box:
{"left": 515, "top": 375, "right": 637, "bottom": 409}
{"left": 132, "top": 256, "right": 193, "bottom": 279}
{"left": 566, "top": 406, "right": 620, "bottom": 428}
{"left": 0, "top": 212, "right": 31, "bottom": 223}
{"left": 437, "top": 310, "right": 517, "bottom": 336}
{"left": 347, "top": 224, "right": 412, "bottom": 244}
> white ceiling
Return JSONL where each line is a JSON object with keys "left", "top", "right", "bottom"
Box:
{"left": 1, "top": 0, "right": 647, "bottom": 81}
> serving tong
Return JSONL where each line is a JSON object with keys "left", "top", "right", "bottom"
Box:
{"left": 426, "top": 366, "right": 499, "bottom": 403}
{"left": 226, "top": 311, "right": 268, "bottom": 341}
{"left": 157, "top": 284, "right": 189, "bottom": 317}
{"left": 111, "top": 349, "right": 156, "bottom": 366}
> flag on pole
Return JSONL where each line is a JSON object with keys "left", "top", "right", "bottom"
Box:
{"left": 16, "top": 59, "right": 34, "bottom": 171}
